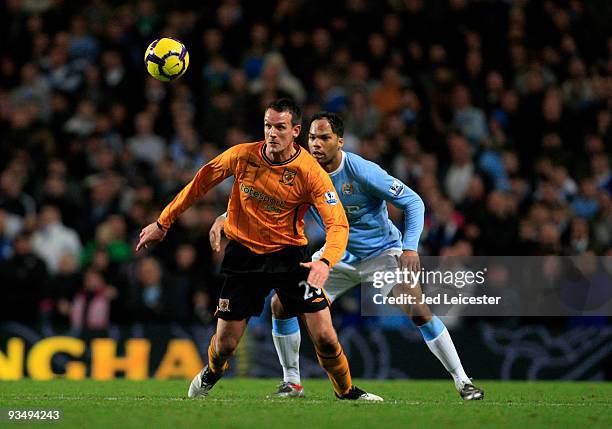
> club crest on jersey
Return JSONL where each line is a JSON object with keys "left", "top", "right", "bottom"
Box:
{"left": 325, "top": 191, "right": 338, "bottom": 205}
{"left": 280, "top": 168, "right": 297, "bottom": 186}
{"left": 389, "top": 180, "right": 404, "bottom": 197}
{"left": 217, "top": 299, "right": 230, "bottom": 312}
{"left": 341, "top": 182, "right": 353, "bottom": 195}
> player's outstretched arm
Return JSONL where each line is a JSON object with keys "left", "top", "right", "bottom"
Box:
{"left": 359, "top": 159, "right": 425, "bottom": 252}
{"left": 353, "top": 157, "right": 425, "bottom": 273}
{"left": 155, "top": 145, "right": 240, "bottom": 238}
{"left": 307, "top": 167, "right": 349, "bottom": 286}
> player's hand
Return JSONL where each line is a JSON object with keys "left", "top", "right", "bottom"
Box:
{"left": 300, "top": 260, "right": 330, "bottom": 289}
{"left": 135, "top": 222, "right": 166, "bottom": 252}
{"left": 400, "top": 250, "right": 420, "bottom": 273}
{"left": 209, "top": 215, "right": 226, "bottom": 252}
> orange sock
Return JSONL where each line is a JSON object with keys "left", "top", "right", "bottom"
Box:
{"left": 207, "top": 334, "right": 229, "bottom": 375}
{"left": 316, "top": 344, "right": 352, "bottom": 396}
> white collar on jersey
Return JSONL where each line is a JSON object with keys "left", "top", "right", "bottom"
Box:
{"left": 329, "top": 150, "right": 346, "bottom": 177}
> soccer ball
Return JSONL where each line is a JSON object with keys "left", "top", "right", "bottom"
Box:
{"left": 144, "top": 37, "right": 189, "bottom": 82}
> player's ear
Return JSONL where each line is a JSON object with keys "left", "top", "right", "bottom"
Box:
{"left": 292, "top": 124, "right": 301, "bottom": 139}
{"left": 338, "top": 137, "right": 344, "bottom": 149}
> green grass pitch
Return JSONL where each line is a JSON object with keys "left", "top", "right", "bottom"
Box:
{"left": 1, "top": 379, "right": 611, "bottom": 429}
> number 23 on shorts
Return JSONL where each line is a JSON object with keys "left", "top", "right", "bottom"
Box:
{"left": 299, "top": 280, "right": 323, "bottom": 300}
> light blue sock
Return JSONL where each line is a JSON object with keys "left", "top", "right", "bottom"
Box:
{"left": 272, "top": 316, "right": 301, "bottom": 384}
{"left": 272, "top": 316, "right": 299, "bottom": 336}
{"left": 417, "top": 315, "right": 445, "bottom": 341}
{"left": 417, "top": 315, "right": 470, "bottom": 389}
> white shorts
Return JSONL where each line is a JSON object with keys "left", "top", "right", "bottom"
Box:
{"left": 313, "top": 248, "right": 403, "bottom": 302}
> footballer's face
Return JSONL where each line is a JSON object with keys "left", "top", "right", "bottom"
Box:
{"left": 264, "top": 109, "right": 301, "bottom": 155}
{"left": 308, "top": 119, "right": 343, "bottom": 170}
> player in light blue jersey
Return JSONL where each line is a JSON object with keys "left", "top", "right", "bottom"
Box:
{"left": 210, "top": 112, "right": 483, "bottom": 401}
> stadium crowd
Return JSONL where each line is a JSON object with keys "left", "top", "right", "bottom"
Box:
{"left": 0, "top": 0, "right": 610, "bottom": 329}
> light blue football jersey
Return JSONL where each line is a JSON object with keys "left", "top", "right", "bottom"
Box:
{"left": 310, "top": 151, "right": 425, "bottom": 264}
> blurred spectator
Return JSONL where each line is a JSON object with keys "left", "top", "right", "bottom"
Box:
{"left": 561, "top": 57, "right": 593, "bottom": 111}
{"left": 477, "top": 192, "right": 519, "bottom": 255}
{"left": 592, "top": 153, "right": 611, "bottom": 191}
{"left": 46, "top": 253, "right": 80, "bottom": 325}
{"left": 423, "top": 199, "right": 463, "bottom": 256}
{"left": 571, "top": 178, "right": 599, "bottom": 220}
{"left": 452, "top": 84, "right": 488, "bottom": 144}
{"left": 444, "top": 133, "right": 474, "bottom": 204}
{"left": 166, "top": 243, "right": 211, "bottom": 324}
{"left": 0, "top": 210, "right": 14, "bottom": 263}
{"left": 457, "top": 175, "right": 487, "bottom": 239}
{"left": 538, "top": 222, "right": 563, "bottom": 255}
{"left": 250, "top": 52, "right": 305, "bottom": 104}
{"left": 64, "top": 99, "right": 97, "bottom": 137}
{"left": 566, "top": 217, "right": 591, "bottom": 255}
{"left": 11, "top": 63, "right": 51, "bottom": 120}
{"left": 81, "top": 174, "right": 121, "bottom": 236}
{"left": 41, "top": 45, "right": 82, "bottom": 93}
{"left": 70, "top": 268, "right": 114, "bottom": 331}
{"left": 130, "top": 257, "right": 166, "bottom": 321}
{"left": 126, "top": 111, "right": 166, "bottom": 166}
{"left": 38, "top": 169, "right": 82, "bottom": 229}
{"left": 0, "top": 169, "right": 36, "bottom": 221}
{"left": 0, "top": 232, "right": 48, "bottom": 322}
{"left": 344, "top": 89, "right": 380, "bottom": 139}
{"left": 593, "top": 192, "right": 612, "bottom": 251}
{"left": 370, "top": 67, "right": 403, "bottom": 116}
{"left": 478, "top": 139, "right": 510, "bottom": 192}
{"left": 310, "top": 68, "right": 346, "bottom": 112}
{"left": 68, "top": 15, "right": 99, "bottom": 62}
{"left": 81, "top": 215, "right": 131, "bottom": 266}
{"left": 31, "top": 204, "right": 82, "bottom": 274}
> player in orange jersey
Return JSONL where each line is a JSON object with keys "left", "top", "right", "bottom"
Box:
{"left": 136, "top": 99, "right": 382, "bottom": 401}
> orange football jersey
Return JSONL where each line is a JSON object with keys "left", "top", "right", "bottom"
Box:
{"left": 157, "top": 141, "right": 348, "bottom": 266}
